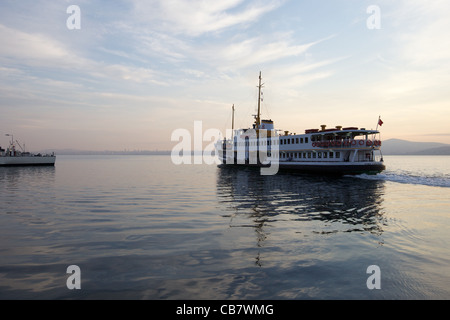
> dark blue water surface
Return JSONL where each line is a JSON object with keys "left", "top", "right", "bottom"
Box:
{"left": 1, "top": 155, "right": 449, "bottom": 299}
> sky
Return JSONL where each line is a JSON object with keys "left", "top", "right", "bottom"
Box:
{"left": 1, "top": 0, "right": 449, "bottom": 151}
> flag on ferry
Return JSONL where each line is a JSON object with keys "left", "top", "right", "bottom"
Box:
{"left": 378, "top": 118, "right": 383, "bottom": 126}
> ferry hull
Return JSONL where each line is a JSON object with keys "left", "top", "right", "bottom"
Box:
{"left": 0, "top": 156, "right": 56, "bottom": 167}
{"left": 277, "top": 162, "right": 385, "bottom": 175}
{"left": 218, "top": 160, "right": 385, "bottom": 175}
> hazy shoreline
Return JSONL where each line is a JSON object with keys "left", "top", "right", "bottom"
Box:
{"left": 41, "top": 138, "right": 450, "bottom": 156}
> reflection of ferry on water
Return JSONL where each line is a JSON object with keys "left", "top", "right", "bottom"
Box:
{"left": 216, "top": 165, "right": 386, "bottom": 273}
{"left": 216, "top": 165, "right": 386, "bottom": 236}
{"left": 0, "top": 134, "right": 55, "bottom": 167}
{"left": 216, "top": 72, "right": 385, "bottom": 175}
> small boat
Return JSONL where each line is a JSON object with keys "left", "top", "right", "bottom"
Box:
{"left": 0, "top": 135, "right": 55, "bottom": 166}
{"left": 216, "top": 72, "right": 385, "bottom": 175}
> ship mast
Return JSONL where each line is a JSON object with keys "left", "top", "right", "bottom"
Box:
{"left": 255, "top": 71, "right": 264, "bottom": 128}
{"left": 231, "top": 104, "right": 235, "bottom": 140}
{"left": 231, "top": 104, "right": 234, "bottom": 132}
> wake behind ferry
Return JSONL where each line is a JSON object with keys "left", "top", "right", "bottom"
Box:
{"left": 216, "top": 72, "right": 385, "bottom": 175}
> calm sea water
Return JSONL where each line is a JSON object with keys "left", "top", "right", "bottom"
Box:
{"left": 0, "top": 155, "right": 449, "bottom": 299}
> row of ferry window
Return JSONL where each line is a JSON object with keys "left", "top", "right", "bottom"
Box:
{"left": 280, "top": 137, "right": 309, "bottom": 145}
{"left": 234, "top": 137, "right": 309, "bottom": 147}
{"left": 281, "top": 151, "right": 341, "bottom": 159}
{"left": 235, "top": 140, "right": 278, "bottom": 147}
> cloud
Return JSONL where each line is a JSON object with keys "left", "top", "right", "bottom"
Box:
{"left": 0, "top": 24, "right": 73, "bottom": 66}
{"left": 119, "top": 0, "right": 289, "bottom": 71}
{"left": 392, "top": 1, "right": 450, "bottom": 68}
{"left": 0, "top": 23, "right": 168, "bottom": 89}
{"left": 131, "top": 0, "right": 283, "bottom": 36}
{"left": 183, "top": 32, "right": 333, "bottom": 77}
{"left": 349, "top": 1, "right": 450, "bottom": 107}
{"left": 133, "top": 31, "right": 190, "bottom": 63}
{"left": 222, "top": 35, "right": 315, "bottom": 68}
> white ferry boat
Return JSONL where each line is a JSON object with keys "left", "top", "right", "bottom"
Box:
{"left": 216, "top": 72, "right": 385, "bottom": 175}
{"left": 0, "top": 135, "right": 55, "bottom": 166}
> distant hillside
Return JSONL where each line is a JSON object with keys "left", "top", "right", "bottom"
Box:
{"left": 413, "top": 146, "right": 450, "bottom": 155}
{"left": 381, "top": 139, "right": 450, "bottom": 155}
